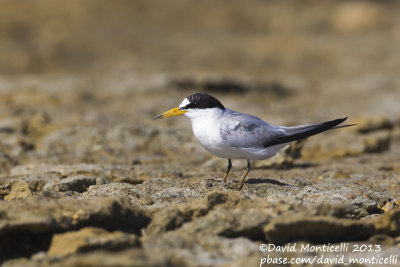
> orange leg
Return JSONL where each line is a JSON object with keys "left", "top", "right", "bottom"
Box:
{"left": 237, "top": 160, "right": 251, "bottom": 190}
{"left": 223, "top": 159, "right": 232, "bottom": 183}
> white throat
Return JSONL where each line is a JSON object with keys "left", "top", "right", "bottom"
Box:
{"left": 184, "top": 107, "right": 224, "bottom": 123}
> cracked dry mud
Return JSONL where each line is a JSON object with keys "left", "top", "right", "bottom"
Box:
{"left": 1, "top": 1, "right": 400, "bottom": 266}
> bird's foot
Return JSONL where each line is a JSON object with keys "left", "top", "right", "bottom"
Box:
{"left": 227, "top": 182, "right": 244, "bottom": 190}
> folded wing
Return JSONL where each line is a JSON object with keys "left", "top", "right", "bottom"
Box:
{"left": 220, "top": 110, "right": 347, "bottom": 149}
{"left": 263, "top": 117, "right": 347, "bottom": 147}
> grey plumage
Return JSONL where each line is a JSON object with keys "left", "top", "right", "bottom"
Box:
{"left": 221, "top": 109, "right": 347, "bottom": 149}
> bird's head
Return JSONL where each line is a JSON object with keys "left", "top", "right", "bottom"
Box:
{"left": 153, "top": 93, "right": 225, "bottom": 120}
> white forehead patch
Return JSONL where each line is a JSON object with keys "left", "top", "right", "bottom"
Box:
{"left": 179, "top": 98, "right": 190, "bottom": 109}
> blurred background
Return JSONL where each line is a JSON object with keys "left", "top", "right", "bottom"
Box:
{"left": 1, "top": 0, "right": 400, "bottom": 78}
{"left": 0, "top": 0, "right": 400, "bottom": 171}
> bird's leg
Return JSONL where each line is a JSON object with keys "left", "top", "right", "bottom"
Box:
{"left": 237, "top": 160, "right": 251, "bottom": 190}
{"left": 223, "top": 159, "right": 232, "bottom": 183}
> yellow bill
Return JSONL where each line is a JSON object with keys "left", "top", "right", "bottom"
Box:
{"left": 153, "top": 107, "right": 187, "bottom": 120}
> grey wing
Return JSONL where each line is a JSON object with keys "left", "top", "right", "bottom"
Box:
{"left": 221, "top": 110, "right": 347, "bottom": 148}
{"left": 220, "top": 110, "right": 285, "bottom": 148}
{"left": 263, "top": 117, "right": 347, "bottom": 147}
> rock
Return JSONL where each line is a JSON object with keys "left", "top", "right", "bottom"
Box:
{"left": 172, "top": 207, "right": 272, "bottom": 240}
{"left": 43, "top": 176, "right": 98, "bottom": 193}
{"left": 145, "top": 191, "right": 244, "bottom": 236}
{"left": 301, "top": 131, "right": 360, "bottom": 160}
{"left": 263, "top": 215, "right": 374, "bottom": 244}
{"left": 153, "top": 187, "right": 201, "bottom": 204}
{"left": 47, "top": 227, "right": 139, "bottom": 256}
{"left": 362, "top": 130, "right": 391, "bottom": 153}
{"left": 9, "top": 163, "right": 104, "bottom": 177}
{"left": 1, "top": 258, "right": 35, "bottom": 267}
{"left": 373, "top": 208, "right": 400, "bottom": 236}
{"left": 4, "top": 181, "right": 32, "bottom": 200}
{"left": 395, "top": 236, "right": 400, "bottom": 247}
{"left": 301, "top": 130, "right": 391, "bottom": 160}
{"left": 13, "top": 175, "right": 51, "bottom": 192}
{"left": 169, "top": 76, "right": 292, "bottom": 97}
{"left": 56, "top": 249, "right": 157, "bottom": 267}
{"left": 146, "top": 207, "right": 190, "bottom": 236}
{"left": 368, "top": 234, "right": 395, "bottom": 246}
{"left": 0, "top": 180, "right": 12, "bottom": 198}
{"left": 355, "top": 116, "right": 393, "bottom": 134}
{"left": 392, "top": 126, "right": 400, "bottom": 144}
{"left": 0, "top": 151, "right": 17, "bottom": 174}
{"left": 3, "top": 249, "right": 158, "bottom": 267}
{"left": 312, "top": 203, "right": 369, "bottom": 219}
{"left": 138, "top": 196, "right": 154, "bottom": 205}
{"left": 0, "top": 118, "right": 20, "bottom": 133}
{"left": 78, "top": 183, "right": 142, "bottom": 204}
{"left": 317, "top": 171, "right": 349, "bottom": 180}
{"left": 10, "top": 164, "right": 143, "bottom": 184}
{"left": 205, "top": 190, "right": 244, "bottom": 209}
{"left": 0, "top": 197, "right": 151, "bottom": 262}
{"left": 259, "top": 139, "right": 306, "bottom": 169}
{"left": 21, "top": 111, "right": 57, "bottom": 144}
{"left": 381, "top": 201, "right": 397, "bottom": 213}
{"left": 143, "top": 232, "right": 258, "bottom": 267}
{"left": 80, "top": 179, "right": 206, "bottom": 207}
{"left": 283, "top": 183, "right": 380, "bottom": 208}
{"left": 263, "top": 207, "right": 400, "bottom": 245}
{"left": 37, "top": 124, "right": 157, "bottom": 165}
{"left": 1, "top": 174, "right": 59, "bottom": 198}
{"left": 0, "top": 117, "right": 35, "bottom": 159}
{"left": 228, "top": 253, "right": 267, "bottom": 267}
{"left": 169, "top": 76, "right": 247, "bottom": 93}
{"left": 331, "top": 2, "right": 386, "bottom": 33}
{"left": 395, "top": 197, "right": 400, "bottom": 207}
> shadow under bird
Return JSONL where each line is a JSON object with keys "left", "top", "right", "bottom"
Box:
{"left": 154, "top": 93, "right": 352, "bottom": 190}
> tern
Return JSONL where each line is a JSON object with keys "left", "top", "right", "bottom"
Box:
{"left": 154, "top": 93, "right": 350, "bottom": 189}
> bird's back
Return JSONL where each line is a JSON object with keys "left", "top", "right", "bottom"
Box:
{"left": 220, "top": 109, "right": 285, "bottom": 149}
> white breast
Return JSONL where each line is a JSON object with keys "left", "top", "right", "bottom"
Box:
{"left": 184, "top": 108, "right": 287, "bottom": 160}
{"left": 185, "top": 108, "right": 232, "bottom": 157}
{"left": 187, "top": 109, "right": 223, "bottom": 145}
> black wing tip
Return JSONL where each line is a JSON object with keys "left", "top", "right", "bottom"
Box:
{"left": 332, "top": 117, "right": 357, "bottom": 129}
{"left": 263, "top": 116, "right": 351, "bottom": 148}
{"left": 324, "top": 117, "right": 361, "bottom": 131}
{"left": 328, "top": 117, "right": 348, "bottom": 127}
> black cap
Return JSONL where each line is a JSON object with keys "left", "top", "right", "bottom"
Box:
{"left": 181, "top": 93, "right": 225, "bottom": 110}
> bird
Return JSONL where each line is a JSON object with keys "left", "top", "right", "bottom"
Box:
{"left": 153, "top": 92, "right": 351, "bottom": 190}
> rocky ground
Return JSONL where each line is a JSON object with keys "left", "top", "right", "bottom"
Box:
{"left": 1, "top": 1, "right": 400, "bottom": 266}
